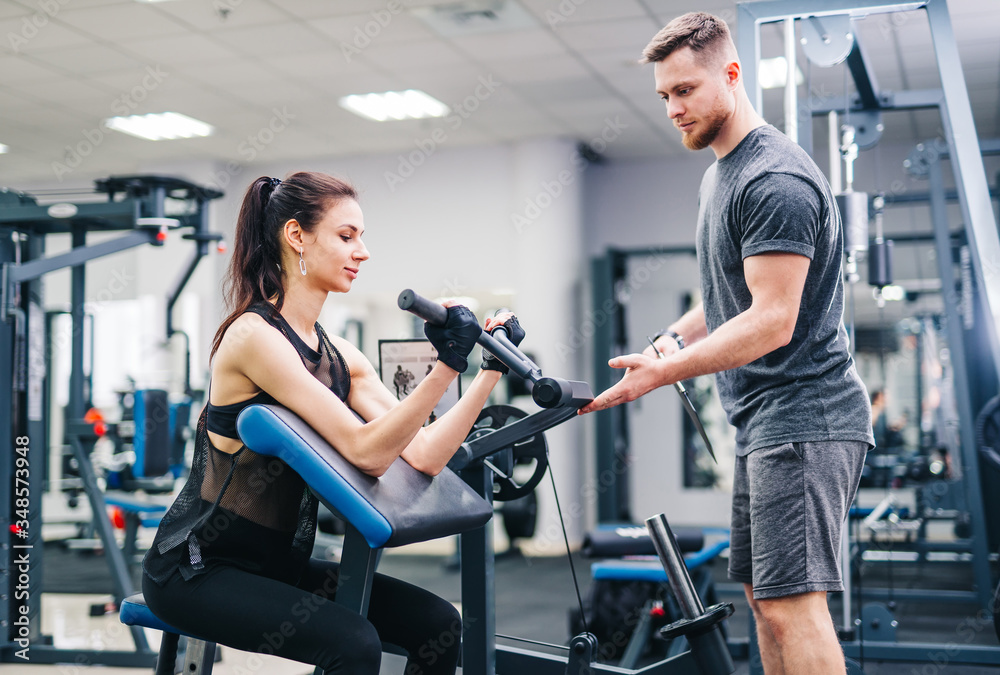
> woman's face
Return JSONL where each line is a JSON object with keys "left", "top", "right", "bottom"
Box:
{"left": 301, "top": 198, "right": 369, "bottom": 293}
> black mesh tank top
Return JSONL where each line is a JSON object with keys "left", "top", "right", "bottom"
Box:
{"left": 205, "top": 305, "right": 325, "bottom": 438}
{"left": 143, "top": 303, "right": 351, "bottom": 586}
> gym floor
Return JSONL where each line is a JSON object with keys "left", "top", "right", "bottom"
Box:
{"left": 5, "top": 536, "right": 997, "bottom": 675}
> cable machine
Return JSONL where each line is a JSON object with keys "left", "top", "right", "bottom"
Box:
{"left": 1, "top": 175, "right": 222, "bottom": 667}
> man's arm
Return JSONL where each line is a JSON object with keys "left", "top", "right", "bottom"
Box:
{"left": 581, "top": 252, "right": 810, "bottom": 413}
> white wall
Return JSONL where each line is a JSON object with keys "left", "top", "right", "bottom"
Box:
{"left": 582, "top": 152, "right": 715, "bottom": 256}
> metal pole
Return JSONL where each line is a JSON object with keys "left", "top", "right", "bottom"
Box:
{"left": 334, "top": 526, "right": 377, "bottom": 617}
{"left": 1, "top": 231, "right": 16, "bottom": 652}
{"left": 927, "top": 158, "right": 996, "bottom": 611}
{"left": 784, "top": 18, "right": 798, "bottom": 143}
{"left": 645, "top": 513, "right": 735, "bottom": 675}
{"left": 461, "top": 466, "right": 496, "bottom": 675}
{"left": 69, "top": 224, "right": 85, "bottom": 420}
{"left": 738, "top": 4, "right": 762, "bottom": 115}
{"left": 829, "top": 112, "right": 842, "bottom": 194}
{"left": 645, "top": 514, "right": 704, "bottom": 619}
{"left": 591, "top": 253, "right": 626, "bottom": 522}
{"left": 926, "top": 0, "right": 1000, "bottom": 396}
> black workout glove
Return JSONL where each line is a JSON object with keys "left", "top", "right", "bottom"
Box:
{"left": 482, "top": 316, "right": 525, "bottom": 374}
{"left": 424, "top": 305, "right": 481, "bottom": 374}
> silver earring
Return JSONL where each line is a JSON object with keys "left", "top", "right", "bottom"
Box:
{"left": 299, "top": 249, "right": 307, "bottom": 276}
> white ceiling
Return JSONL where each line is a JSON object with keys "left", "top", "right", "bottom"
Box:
{"left": 0, "top": 0, "right": 997, "bottom": 186}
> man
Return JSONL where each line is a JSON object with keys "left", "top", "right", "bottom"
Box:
{"left": 580, "top": 12, "right": 873, "bottom": 675}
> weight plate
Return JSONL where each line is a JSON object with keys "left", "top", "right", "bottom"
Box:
{"left": 469, "top": 405, "right": 549, "bottom": 502}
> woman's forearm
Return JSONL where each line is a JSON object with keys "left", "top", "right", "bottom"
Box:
{"left": 401, "top": 367, "right": 503, "bottom": 474}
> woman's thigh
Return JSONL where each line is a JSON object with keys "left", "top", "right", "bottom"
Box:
{"left": 143, "top": 566, "right": 382, "bottom": 673}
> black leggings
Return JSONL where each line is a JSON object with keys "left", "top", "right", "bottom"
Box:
{"left": 142, "top": 559, "right": 461, "bottom": 675}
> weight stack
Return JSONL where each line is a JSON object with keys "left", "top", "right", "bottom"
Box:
{"left": 836, "top": 192, "right": 870, "bottom": 255}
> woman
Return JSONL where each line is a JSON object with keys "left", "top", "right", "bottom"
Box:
{"left": 142, "top": 172, "right": 522, "bottom": 674}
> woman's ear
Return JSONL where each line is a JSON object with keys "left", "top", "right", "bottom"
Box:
{"left": 283, "top": 219, "right": 304, "bottom": 251}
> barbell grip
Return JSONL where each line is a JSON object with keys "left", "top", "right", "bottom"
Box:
{"left": 488, "top": 325, "right": 542, "bottom": 382}
{"left": 492, "top": 329, "right": 542, "bottom": 374}
{"left": 398, "top": 289, "right": 538, "bottom": 382}
{"left": 481, "top": 333, "right": 537, "bottom": 381}
{"left": 398, "top": 288, "right": 448, "bottom": 325}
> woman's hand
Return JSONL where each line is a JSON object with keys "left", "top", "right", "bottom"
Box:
{"left": 482, "top": 312, "right": 524, "bottom": 373}
{"left": 424, "top": 304, "right": 482, "bottom": 373}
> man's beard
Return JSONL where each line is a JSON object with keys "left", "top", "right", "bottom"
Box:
{"left": 681, "top": 100, "right": 728, "bottom": 151}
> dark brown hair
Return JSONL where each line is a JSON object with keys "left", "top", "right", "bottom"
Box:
{"left": 640, "top": 12, "right": 734, "bottom": 65}
{"left": 211, "top": 171, "right": 358, "bottom": 359}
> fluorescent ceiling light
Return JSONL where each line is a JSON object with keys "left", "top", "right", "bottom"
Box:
{"left": 0, "top": 143, "right": 8, "bottom": 154}
{"left": 104, "top": 112, "right": 214, "bottom": 141}
{"left": 758, "top": 57, "right": 805, "bottom": 89}
{"left": 339, "top": 90, "right": 450, "bottom": 122}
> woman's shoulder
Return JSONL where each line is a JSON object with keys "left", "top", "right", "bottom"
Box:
{"left": 217, "top": 310, "right": 288, "bottom": 360}
{"left": 223, "top": 310, "right": 268, "bottom": 340}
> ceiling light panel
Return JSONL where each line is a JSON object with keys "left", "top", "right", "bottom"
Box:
{"left": 104, "top": 112, "right": 214, "bottom": 141}
{"left": 339, "top": 90, "right": 450, "bottom": 122}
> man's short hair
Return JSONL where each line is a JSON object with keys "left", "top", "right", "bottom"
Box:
{"left": 640, "top": 12, "right": 735, "bottom": 65}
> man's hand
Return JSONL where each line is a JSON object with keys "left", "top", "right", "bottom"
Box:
{"left": 578, "top": 353, "right": 668, "bottom": 414}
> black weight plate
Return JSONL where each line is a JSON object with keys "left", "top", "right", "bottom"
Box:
{"left": 469, "top": 405, "right": 549, "bottom": 502}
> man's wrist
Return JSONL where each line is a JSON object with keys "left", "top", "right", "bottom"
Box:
{"left": 653, "top": 328, "right": 685, "bottom": 350}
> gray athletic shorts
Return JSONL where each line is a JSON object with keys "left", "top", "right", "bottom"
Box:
{"left": 728, "top": 440, "right": 868, "bottom": 600}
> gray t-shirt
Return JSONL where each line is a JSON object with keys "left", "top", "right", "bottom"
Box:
{"left": 696, "top": 125, "right": 874, "bottom": 455}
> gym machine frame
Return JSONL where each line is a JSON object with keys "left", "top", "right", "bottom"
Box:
{"left": 738, "top": 0, "right": 1000, "bottom": 666}
{"left": 845, "top": 139, "right": 1000, "bottom": 593}
{"left": 1, "top": 176, "right": 222, "bottom": 667}
{"left": 399, "top": 290, "right": 736, "bottom": 675}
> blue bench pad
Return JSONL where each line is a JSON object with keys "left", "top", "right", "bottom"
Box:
{"left": 120, "top": 593, "right": 205, "bottom": 640}
{"left": 104, "top": 493, "right": 169, "bottom": 513}
{"left": 591, "top": 539, "right": 730, "bottom": 582}
{"left": 236, "top": 404, "right": 493, "bottom": 549}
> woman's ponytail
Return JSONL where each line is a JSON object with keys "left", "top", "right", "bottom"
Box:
{"left": 211, "top": 176, "right": 283, "bottom": 359}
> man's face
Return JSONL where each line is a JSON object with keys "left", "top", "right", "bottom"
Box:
{"left": 654, "top": 46, "right": 733, "bottom": 151}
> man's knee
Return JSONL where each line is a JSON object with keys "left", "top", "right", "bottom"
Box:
{"left": 755, "top": 592, "right": 828, "bottom": 634}
{"left": 756, "top": 596, "right": 794, "bottom": 624}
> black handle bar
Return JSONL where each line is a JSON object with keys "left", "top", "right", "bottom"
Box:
{"left": 397, "top": 289, "right": 585, "bottom": 409}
